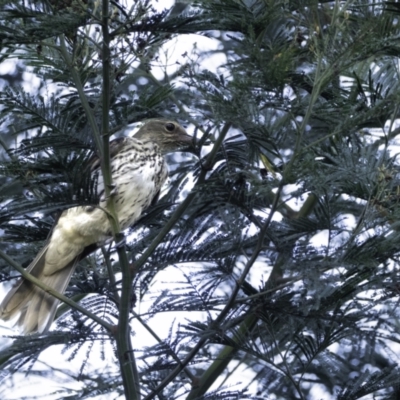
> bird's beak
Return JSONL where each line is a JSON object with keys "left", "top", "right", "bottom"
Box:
{"left": 179, "top": 132, "right": 195, "bottom": 152}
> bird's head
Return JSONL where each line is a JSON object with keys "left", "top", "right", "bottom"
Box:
{"left": 134, "top": 119, "right": 193, "bottom": 154}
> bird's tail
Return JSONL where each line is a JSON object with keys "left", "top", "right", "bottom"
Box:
{"left": 0, "top": 244, "right": 77, "bottom": 334}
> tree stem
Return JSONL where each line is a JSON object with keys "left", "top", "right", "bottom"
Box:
{"left": 101, "top": 0, "right": 140, "bottom": 398}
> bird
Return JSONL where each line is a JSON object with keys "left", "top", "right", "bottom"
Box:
{"left": 0, "top": 119, "right": 192, "bottom": 334}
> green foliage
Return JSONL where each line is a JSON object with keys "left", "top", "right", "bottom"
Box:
{"left": 1, "top": 0, "right": 400, "bottom": 399}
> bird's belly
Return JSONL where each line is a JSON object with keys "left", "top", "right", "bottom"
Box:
{"left": 98, "top": 151, "right": 167, "bottom": 229}
{"left": 112, "top": 166, "right": 163, "bottom": 229}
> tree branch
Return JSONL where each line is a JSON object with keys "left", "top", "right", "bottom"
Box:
{"left": 101, "top": 1, "right": 140, "bottom": 398}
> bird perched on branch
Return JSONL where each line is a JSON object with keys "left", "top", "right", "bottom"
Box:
{"left": 0, "top": 119, "right": 192, "bottom": 334}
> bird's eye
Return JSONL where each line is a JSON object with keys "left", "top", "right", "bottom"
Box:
{"left": 165, "top": 122, "right": 175, "bottom": 132}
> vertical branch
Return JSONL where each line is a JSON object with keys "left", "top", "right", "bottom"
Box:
{"left": 58, "top": 36, "right": 103, "bottom": 158}
{"left": 101, "top": 0, "right": 140, "bottom": 399}
{"left": 59, "top": 2, "right": 140, "bottom": 395}
{"left": 58, "top": 6, "right": 140, "bottom": 395}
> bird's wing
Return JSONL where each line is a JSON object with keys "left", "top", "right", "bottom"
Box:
{"left": 89, "top": 137, "right": 130, "bottom": 171}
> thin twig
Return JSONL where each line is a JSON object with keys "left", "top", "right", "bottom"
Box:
{"left": 101, "top": 246, "right": 120, "bottom": 304}
{"left": 132, "top": 311, "right": 196, "bottom": 382}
